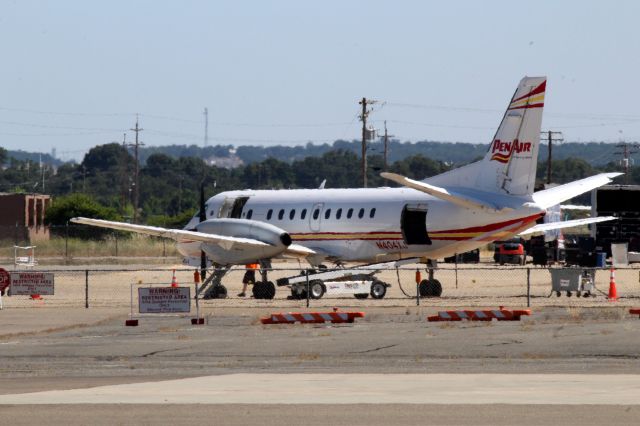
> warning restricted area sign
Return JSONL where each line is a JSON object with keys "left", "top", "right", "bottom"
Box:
{"left": 138, "top": 287, "right": 191, "bottom": 314}
{"left": 9, "top": 272, "right": 55, "bottom": 295}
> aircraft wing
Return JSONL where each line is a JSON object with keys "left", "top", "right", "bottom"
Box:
{"left": 284, "top": 244, "right": 317, "bottom": 257}
{"left": 532, "top": 173, "right": 622, "bottom": 209}
{"left": 70, "top": 217, "right": 270, "bottom": 248}
{"left": 518, "top": 216, "right": 616, "bottom": 236}
{"left": 380, "top": 172, "right": 508, "bottom": 212}
{"left": 559, "top": 204, "right": 592, "bottom": 211}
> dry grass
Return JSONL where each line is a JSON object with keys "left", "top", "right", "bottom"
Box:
{"left": 2, "top": 235, "right": 179, "bottom": 258}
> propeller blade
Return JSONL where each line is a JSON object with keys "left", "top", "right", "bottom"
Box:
{"left": 199, "top": 182, "right": 207, "bottom": 280}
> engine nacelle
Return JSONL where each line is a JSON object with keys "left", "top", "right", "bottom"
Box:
{"left": 195, "top": 218, "right": 292, "bottom": 265}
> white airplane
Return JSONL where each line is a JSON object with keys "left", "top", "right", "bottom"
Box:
{"left": 72, "top": 76, "right": 619, "bottom": 299}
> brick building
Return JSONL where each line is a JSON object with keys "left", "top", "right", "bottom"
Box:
{"left": 0, "top": 193, "right": 51, "bottom": 241}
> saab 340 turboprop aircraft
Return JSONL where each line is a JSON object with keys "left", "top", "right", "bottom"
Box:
{"left": 72, "top": 76, "right": 619, "bottom": 299}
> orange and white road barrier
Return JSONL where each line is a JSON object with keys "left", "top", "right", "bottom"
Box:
{"left": 630, "top": 308, "right": 640, "bottom": 318}
{"left": 261, "top": 310, "right": 365, "bottom": 325}
{"left": 608, "top": 267, "right": 618, "bottom": 302}
{"left": 428, "top": 307, "right": 531, "bottom": 322}
{"left": 171, "top": 269, "right": 179, "bottom": 288}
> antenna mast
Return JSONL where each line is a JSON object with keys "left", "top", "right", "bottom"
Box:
{"left": 204, "top": 107, "right": 209, "bottom": 147}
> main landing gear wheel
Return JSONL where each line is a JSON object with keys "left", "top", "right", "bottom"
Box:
{"left": 309, "top": 280, "right": 326, "bottom": 299}
{"left": 419, "top": 279, "right": 442, "bottom": 297}
{"left": 290, "top": 287, "right": 307, "bottom": 300}
{"left": 370, "top": 280, "right": 388, "bottom": 299}
{"left": 253, "top": 281, "right": 276, "bottom": 299}
{"left": 209, "top": 285, "right": 228, "bottom": 299}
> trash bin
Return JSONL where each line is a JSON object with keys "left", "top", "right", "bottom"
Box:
{"left": 549, "top": 268, "right": 595, "bottom": 297}
{"left": 596, "top": 252, "right": 607, "bottom": 268}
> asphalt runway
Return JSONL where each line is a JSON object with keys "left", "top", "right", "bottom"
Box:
{"left": 1, "top": 306, "right": 639, "bottom": 424}
{"left": 4, "top": 373, "right": 640, "bottom": 404}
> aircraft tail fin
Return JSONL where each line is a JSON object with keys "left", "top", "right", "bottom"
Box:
{"left": 426, "top": 76, "right": 547, "bottom": 197}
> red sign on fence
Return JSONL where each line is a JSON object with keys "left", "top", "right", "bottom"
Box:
{"left": 0, "top": 268, "right": 10, "bottom": 293}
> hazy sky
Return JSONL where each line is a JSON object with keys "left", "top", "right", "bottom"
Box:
{"left": 1, "top": 0, "right": 639, "bottom": 161}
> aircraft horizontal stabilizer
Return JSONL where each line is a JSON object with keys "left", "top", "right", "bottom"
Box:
{"left": 518, "top": 216, "right": 616, "bottom": 236}
{"left": 380, "top": 172, "right": 508, "bottom": 212}
{"left": 70, "top": 217, "right": 270, "bottom": 248}
{"left": 532, "top": 173, "right": 622, "bottom": 210}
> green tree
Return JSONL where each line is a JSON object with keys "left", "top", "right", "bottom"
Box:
{"left": 46, "top": 193, "right": 122, "bottom": 238}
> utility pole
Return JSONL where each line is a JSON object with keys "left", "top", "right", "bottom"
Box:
{"left": 615, "top": 141, "right": 639, "bottom": 185}
{"left": 359, "top": 97, "right": 376, "bottom": 187}
{"left": 541, "top": 130, "right": 563, "bottom": 185}
{"left": 117, "top": 133, "right": 128, "bottom": 215}
{"left": 203, "top": 107, "right": 209, "bottom": 147}
{"left": 382, "top": 120, "right": 394, "bottom": 172}
{"left": 128, "top": 115, "right": 144, "bottom": 223}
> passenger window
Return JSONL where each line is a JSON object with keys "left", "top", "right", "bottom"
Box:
{"left": 313, "top": 209, "right": 320, "bottom": 220}
{"left": 324, "top": 208, "right": 331, "bottom": 220}
{"left": 358, "top": 208, "right": 364, "bottom": 219}
{"left": 336, "top": 208, "right": 342, "bottom": 220}
{"left": 289, "top": 209, "right": 295, "bottom": 220}
{"left": 347, "top": 208, "right": 353, "bottom": 219}
{"left": 369, "top": 208, "right": 376, "bottom": 218}
{"left": 301, "top": 209, "right": 307, "bottom": 220}
{"left": 267, "top": 209, "right": 273, "bottom": 220}
{"left": 278, "top": 209, "right": 284, "bottom": 220}
{"left": 247, "top": 209, "right": 253, "bottom": 220}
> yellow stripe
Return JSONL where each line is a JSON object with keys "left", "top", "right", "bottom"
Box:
{"left": 430, "top": 232, "right": 482, "bottom": 238}
{"left": 292, "top": 233, "right": 402, "bottom": 240}
{"left": 509, "top": 94, "right": 544, "bottom": 107}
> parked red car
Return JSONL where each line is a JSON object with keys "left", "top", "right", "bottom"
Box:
{"left": 494, "top": 239, "right": 526, "bottom": 265}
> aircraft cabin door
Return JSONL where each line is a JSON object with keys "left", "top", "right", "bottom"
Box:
{"left": 309, "top": 203, "right": 324, "bottom": 232}
{"left": 401, "top": 203, "right": 432, "bottom": 245}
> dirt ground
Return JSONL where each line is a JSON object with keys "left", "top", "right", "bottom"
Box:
{"left": 1, "top": 260, "right": 639, "bottom": 309}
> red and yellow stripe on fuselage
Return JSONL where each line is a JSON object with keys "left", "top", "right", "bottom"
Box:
{"left": 289, "top": 213, "right": 542, "bottom": 248}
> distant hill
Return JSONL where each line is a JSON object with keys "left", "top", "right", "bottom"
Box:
{"left": 137, "top": 140, "right": 631, "bottom": 167}
{"left": 2, "top": 140, "right": 633, "bottom": 169}
{"left": 6, "top": 150, "right": 66, "bottom": 166}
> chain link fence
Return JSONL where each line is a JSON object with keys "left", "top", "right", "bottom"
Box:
{"left": 2, "top": 265, "right": 639, "bottom": 310}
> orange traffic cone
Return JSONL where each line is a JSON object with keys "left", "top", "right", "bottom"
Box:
{"left": 171, "top": 269, "right": 179, "bottom": 288}
{"left": 608, "top": 267, "right": 618, "bottom": 302}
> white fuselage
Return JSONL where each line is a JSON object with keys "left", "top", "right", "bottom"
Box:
{"left": 179, "top": 187, "right": 544, "bottom": 264}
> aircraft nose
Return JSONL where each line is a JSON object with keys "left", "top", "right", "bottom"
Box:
{"left": 280, "top": 232, "right": 292, "bottom": 246}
